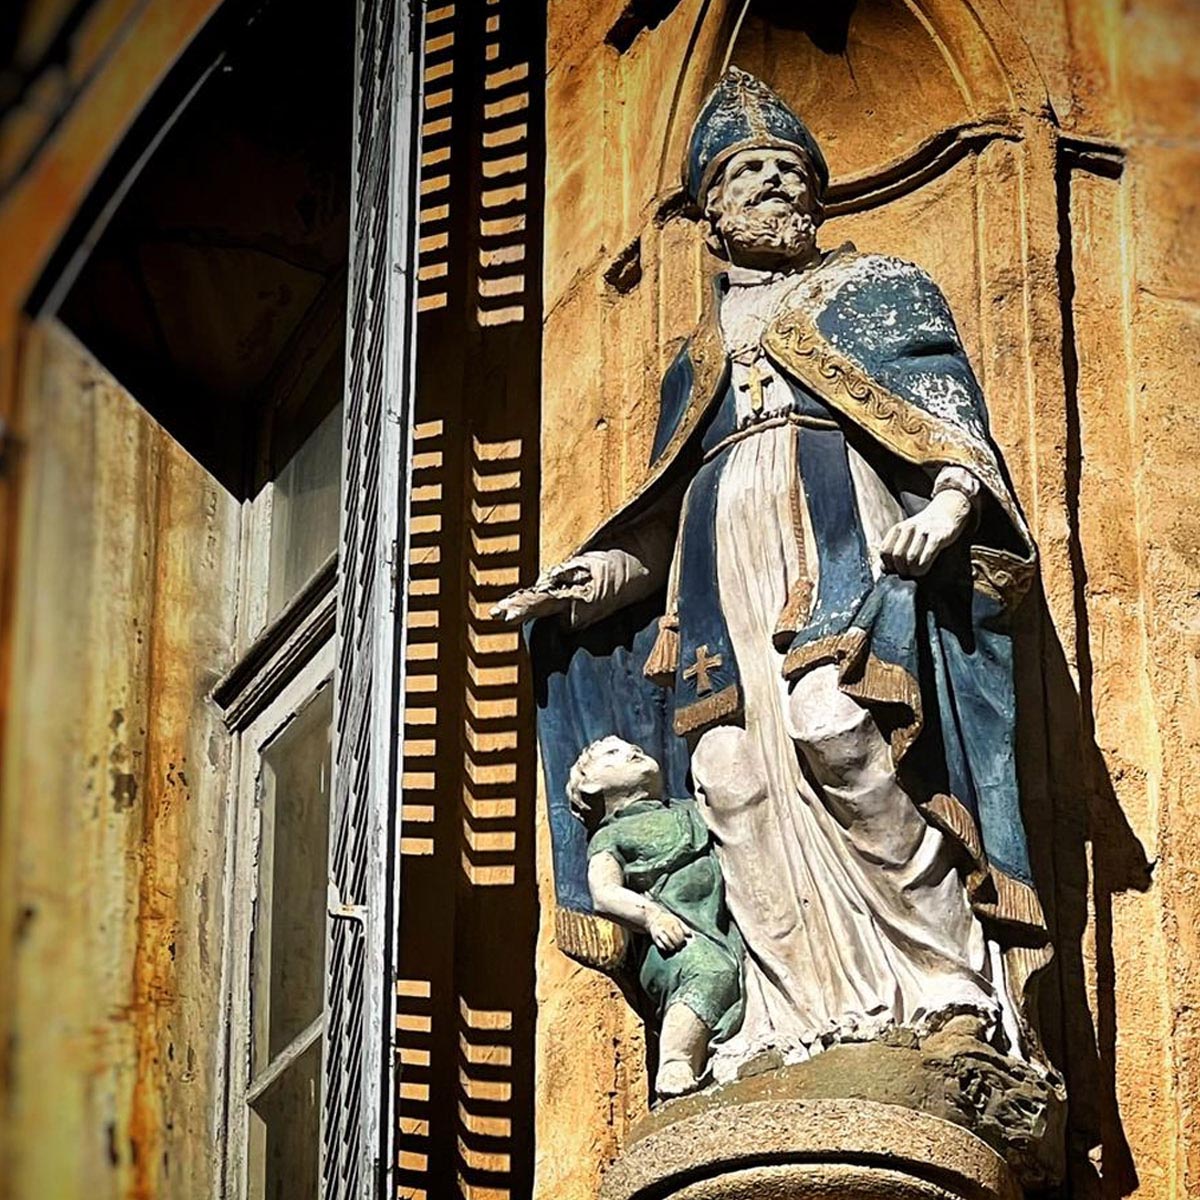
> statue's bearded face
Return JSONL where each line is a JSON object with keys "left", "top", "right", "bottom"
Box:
{"left": 705, "top": 147, "right": 821, "bottom": 269}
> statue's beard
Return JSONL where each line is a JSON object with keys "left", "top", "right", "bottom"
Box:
{"left": 714, "top": 204, "right": 818, "bottom": 268}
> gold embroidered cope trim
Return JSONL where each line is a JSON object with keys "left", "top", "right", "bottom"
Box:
{"left": 762, "top": 300, "right": 1038, "bottom": 610}
{"left": 782, "top": 627, "right": 924, "bottom": 763}
{"left": 673, "top": 683, "right": 742, "bottom": 737}
{"left": 773, "top": 578, "right": 813, "bottom": 650}
{"left": 971, "top": 545, "right": 1036, "bottom": 609}
{"left": 924, "top": 792, "right": 1048, "bottom": 941}
{"left": 554, "top": 907, "right": 627, "bottom": 971}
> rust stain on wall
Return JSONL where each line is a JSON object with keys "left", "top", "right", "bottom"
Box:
{"left": 0, "top": 323, "right": 240, "bottom": 1199}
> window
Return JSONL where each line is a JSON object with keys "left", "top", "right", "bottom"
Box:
{"left": 268, "top": 397, "right": 343, "bottom": 620}
{"left": 212, "top": 297, "right": 346, "bottom": 1193}
{"left": 43, "top": 0, "right": 415, "bottom": 1192}
{"left": 225, "top": 643, "right": 336, "bottom": 1200}
{"left": 213, "top": 253, "right": 347, "bottom": 1200}
{"left": 235, "top": 319, "right": 347, "bottom": 646}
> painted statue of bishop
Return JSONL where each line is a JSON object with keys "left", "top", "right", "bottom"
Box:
{"left": 499, "top": 68, "right": 1051, "bottom": 1087}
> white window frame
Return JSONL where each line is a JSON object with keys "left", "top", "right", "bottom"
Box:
{"left": 220, "top": 636, "right": 336, "bottom": 1198}
{"left": 232, "top": 291, "right": 346, "bottom": 661}
{"left": 211, "top": 373, "right": 346, "bottom": 1199}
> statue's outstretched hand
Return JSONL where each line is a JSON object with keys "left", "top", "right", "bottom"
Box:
{"left": 880, "top": 488, "right": 973, "bottom": 578}
{"left": 489, "top": 559, "right": 594, "bottom": 624}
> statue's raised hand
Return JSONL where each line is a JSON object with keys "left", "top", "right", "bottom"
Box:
{"left": 489, "top": 559, "right": 594, "bottom": 624}
{"left": 880, "top": 488, "right": 973, "bottom": 578}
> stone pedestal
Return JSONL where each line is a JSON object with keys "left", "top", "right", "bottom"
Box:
{"left": 599, "top": 1098, "right": 1021, "bottom": 1200}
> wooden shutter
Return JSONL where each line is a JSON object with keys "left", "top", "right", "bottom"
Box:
{"left": 324, "top": 1, "right": 419, "bottom": 1196}
{"left": 393, "top": 3, "right": 544, "bottom": 1197}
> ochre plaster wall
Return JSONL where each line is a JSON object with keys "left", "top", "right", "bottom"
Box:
{"left": 0, "top": 5, "right": 228, "bottom": 1196}
{"left": 1, "top": 321, "right": 240, "bottom": 1199}
{"left": 0, "top": 0, "right": 225, "bottom": 752}
{"left": 535, "top": 2, "right": 1200, "bottom": 1197}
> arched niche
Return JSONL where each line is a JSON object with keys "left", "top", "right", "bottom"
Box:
{"left": 641, "top": 0, "right": 1058, "bottom": 489}
{"left": 651, "top": 0, "right": 1047, "bottom": 204}
{"left": 600, "top": 5, "right": 1071, "bottom": 980}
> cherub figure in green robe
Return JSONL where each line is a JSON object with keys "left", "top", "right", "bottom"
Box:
{"left": 568, "top": 736, "right": 744, "bottom": 1099}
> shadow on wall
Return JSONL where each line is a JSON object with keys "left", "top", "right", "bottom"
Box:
{"left": 1019, "top": 590, "right": 1154, "bottom": 1200}
{"left": 745, "top": 0, "right": 858, "bottom": 56}
{"left": 391, "top": 2, "right": 546, "bottom": 1196}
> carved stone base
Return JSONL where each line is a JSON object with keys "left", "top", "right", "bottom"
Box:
{"left": 599, "top": 1098, "right": 1020, "bottom": 1200}
{"left": 609, "top": 1028, "right": 1066, "bottom": 1193}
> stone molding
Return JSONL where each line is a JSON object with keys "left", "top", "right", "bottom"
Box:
{"left": 599, "top": 1097, "right": 1020, "bottom": 1200}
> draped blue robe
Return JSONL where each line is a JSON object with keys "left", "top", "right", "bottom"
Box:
{"left": 531, "top": 249, "right": 1048, "bottom": 984}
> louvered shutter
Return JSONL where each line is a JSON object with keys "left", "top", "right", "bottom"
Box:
{"left": 391, "top": 2, "right": 545, "bottom": 1196}
{"left": 324, "top": 1, "right": 420, "bottom": 1197}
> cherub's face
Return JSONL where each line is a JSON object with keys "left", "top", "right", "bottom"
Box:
{"left": 587, "top": 738, "right": 664, "bottom": 814}
{"left": 705, "top": 146, "right": 820, "bottom": 269}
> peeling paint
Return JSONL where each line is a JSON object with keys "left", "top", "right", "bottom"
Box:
{"left": 110, "top": 770, "right": 138, "bottom": 812}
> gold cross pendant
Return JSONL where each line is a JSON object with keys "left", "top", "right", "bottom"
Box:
{"left": 683, "top": 643, "right": 723, "bottom": 696}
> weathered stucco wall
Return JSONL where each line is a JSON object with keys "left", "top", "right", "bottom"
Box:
{"left": 0, "top": 321, "right": 240, "bottom": 1199}
{"left": 536, "top": 2, "right": 1200, "bottom": 1197}
{"left": 0, "top": 6, "right": 229, "bottom": 1196}
{"left": 0, "top": 0, "right": 225, "bottom": 785}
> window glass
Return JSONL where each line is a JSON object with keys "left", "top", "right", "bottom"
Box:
{"left": 252, "top": 684, "right": 333, "bottom": 1073}
{"left": 246, "top": 1038, "right": 322, "bottom": 1200}
{"left": 267, "top": 351, "right": 344, "bottom": 618}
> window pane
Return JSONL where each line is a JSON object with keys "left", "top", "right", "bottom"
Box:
{"left": 247, "top": 1038, "right": 322, "bottom": 1200}
{"left": 268, "top": 374, "right": 343, "bottom": 618}
{"left": 253, "top": 684, "right": 333, "bottom": 1074}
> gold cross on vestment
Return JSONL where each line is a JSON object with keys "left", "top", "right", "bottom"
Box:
{"left": 683, "top": 644, "right": 723, "bottom": 696}
{"left": 738, "top": 360, "right": 772, "bottom": 416}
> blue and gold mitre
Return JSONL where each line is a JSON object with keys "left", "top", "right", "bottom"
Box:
{"left": 686, "top": 67, "right": 829, "bottom": 208}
